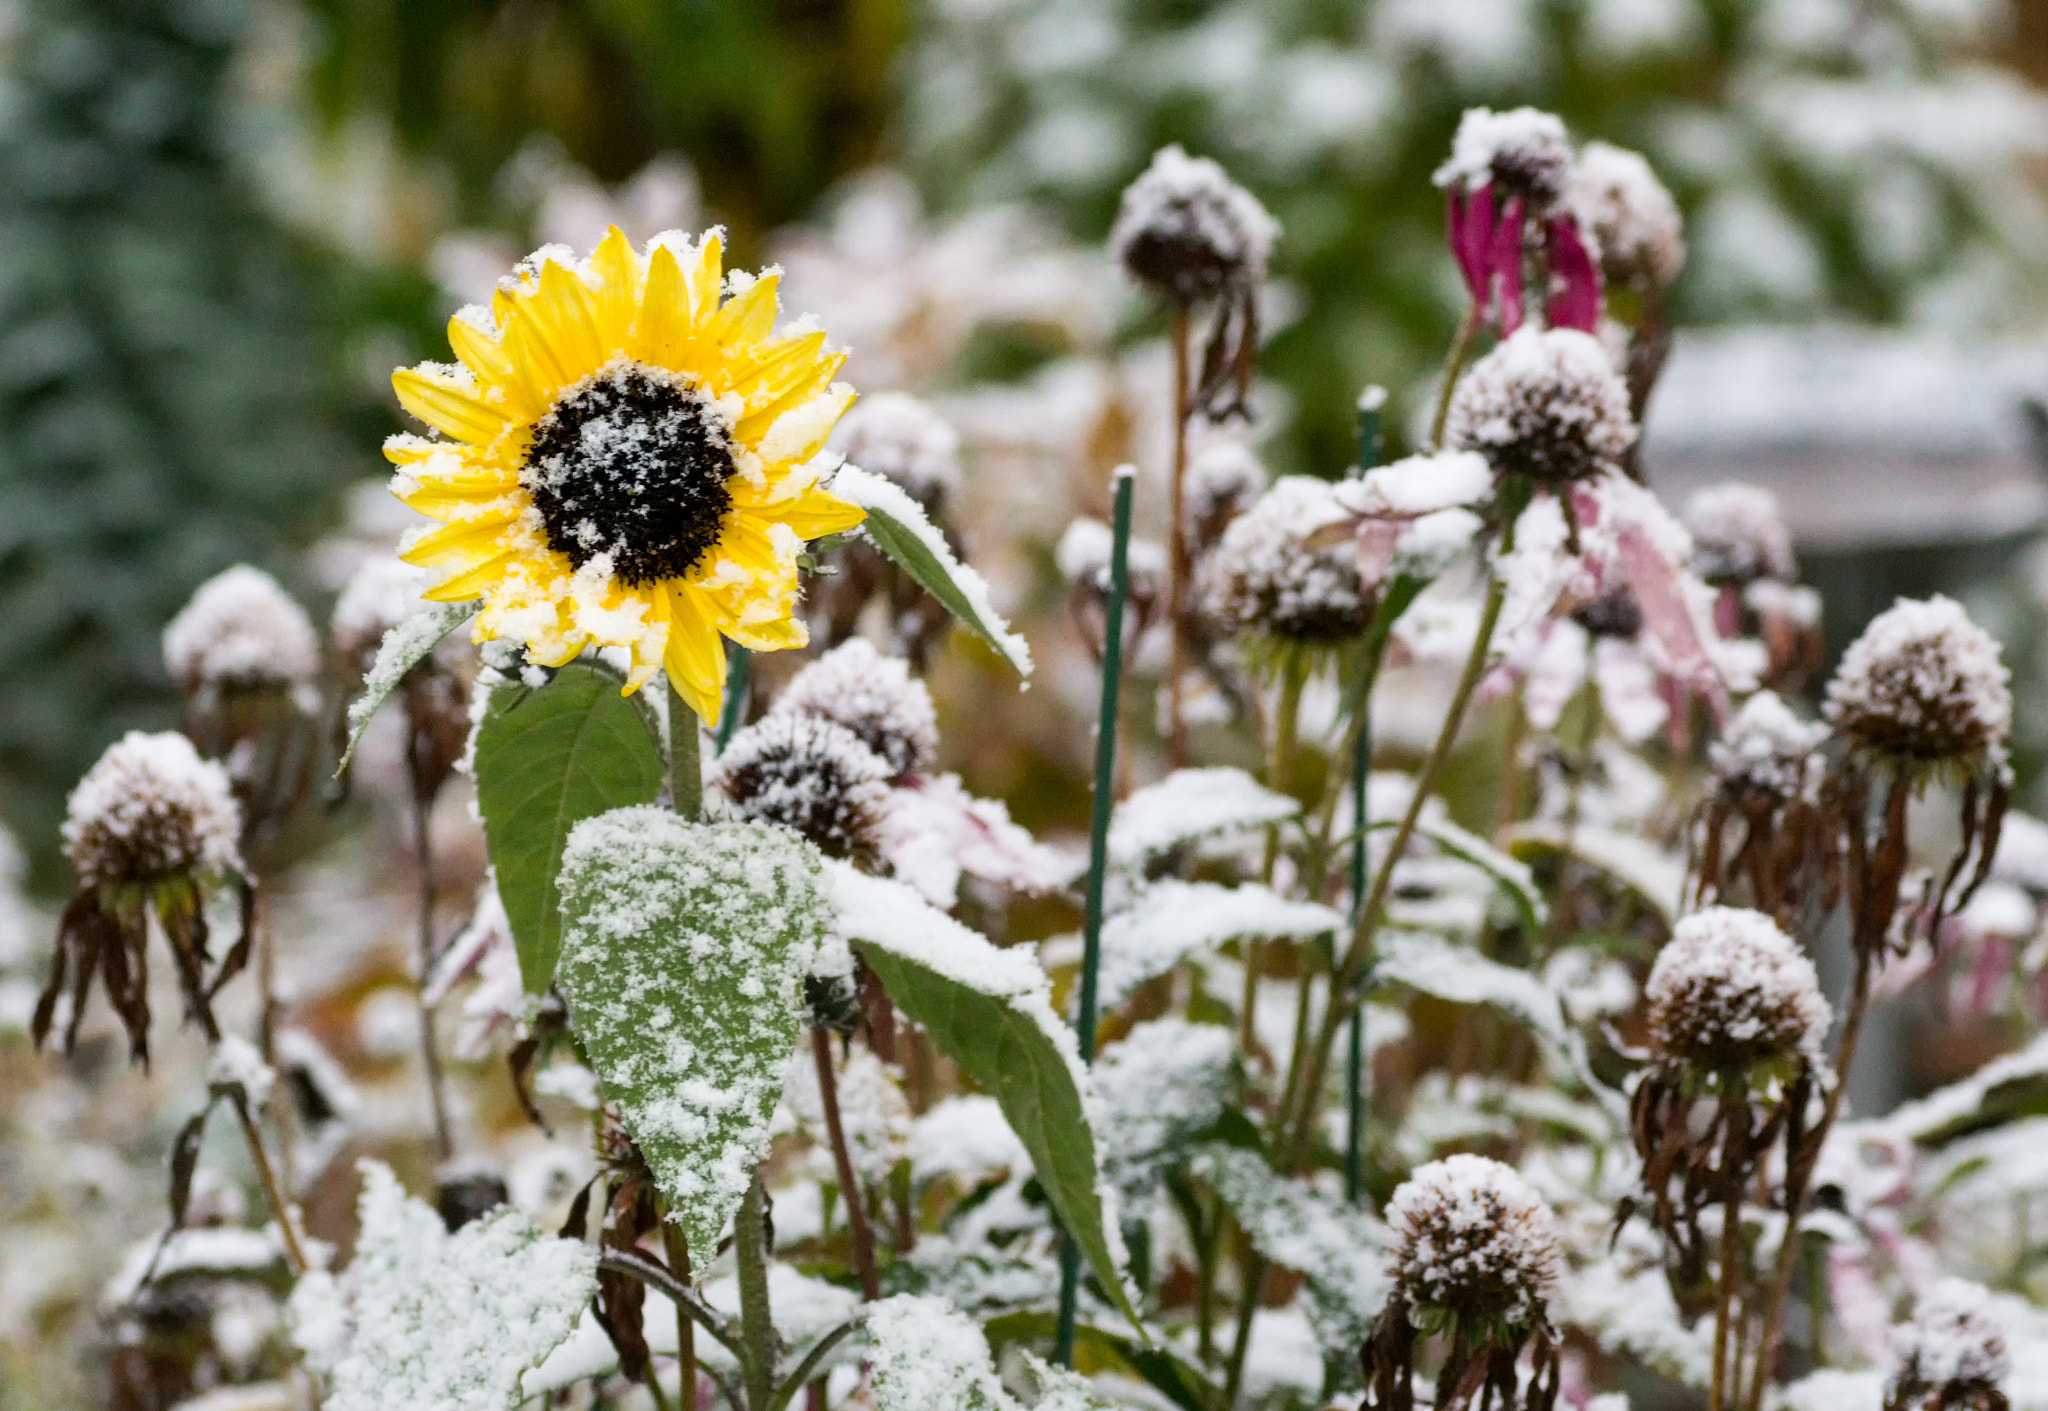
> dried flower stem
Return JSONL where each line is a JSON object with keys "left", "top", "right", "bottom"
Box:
{"left": 1166, "top": 308, "right": 1194, "bottom": 766}
{"left": 1222, "top": 1250, "right": 1269, "bottom": 1408}
{"left": 662, "top": 1221, "right": 698, "bottom": 1407}
{"left": 228, "top": 1088, "right": 310, "bottom": 1274}
{"left": 811, "top": 1027, "right": 881, "bottom": 1301}
{"left": 1429, "top": 306, "right": 1485, "bottom": 451}
{"left": 1242, "top": 659, "right": 1305, "bottom": 1058}
{"left": 1282, "top": 542, "right": 1511, "bottom": 1167}
{"left": 1711, "top": 1190, "right": 1742, "bottom": 1411}
{"left": 411, "top": 790, "right": 456, "bottom": 1161}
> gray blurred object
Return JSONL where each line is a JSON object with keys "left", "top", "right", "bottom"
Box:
{"left": 1645, "top": 326, "right": 2048, "bottom": 663}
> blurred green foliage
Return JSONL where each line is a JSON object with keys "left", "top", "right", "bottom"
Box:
{"left": 0, "top": 0, "right": 353, "bottom": 882}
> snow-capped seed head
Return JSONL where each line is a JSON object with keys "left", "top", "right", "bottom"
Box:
{"left": 63, "top": 731, "right": 243, "bottom": 889}
{"left": 828, "top": 392, "right": 962, "bottom": 511}
{"left": 772, "top": 638, "right": 939, "bottom": 782}
{"left": 1824, "top": 597, "right": 2012, "bottom": 767}
{"left": 1434, "top": 107, "right": 1576, "bottom": 216}
{"left": 1571, "top": 142, "right": 1685, "bottom": 291}
{"left": 1710, "top": 692, "right": 1828, "bottom": 803}
{"left": 1387, "top": 1153, "right": 1559, "bottom": 1333}
{"left": 1110, "top": 145, "right": 1279, "bottom": 305}
{"left": 711, "top": 712, "right": 891, "bottom": 861}
{"left": 1183, "top": 439, "right": 1267, "bottom": 550}
{"left": 1682, "top": 483, "right": 1795, "bottom": 587}
{"left": 1571, "top": 586, "right": 1643, "bottom": 640}
{"left": 1445, "top": 327, "right": 1636, "bottom": 484}
{"left": 1889, "top": 1279, "right": 2009, "bottom": 1407}
{"left": 1646, "top": 907, "right": 1830, "bottom": 1072}
{"left": 331, "top": 557, "right": 430, "bottom": 669}
{"left": 1056, "top": 518, "right": 1168, "bottom": 600}
{"left": 163, "top": 565, "right": 319, "bottom": 696}
{"left": 1200, "top": 476, "right": 1371, "bottom": 643}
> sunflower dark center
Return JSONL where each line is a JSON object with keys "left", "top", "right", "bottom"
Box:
{"left": 522, "top": 361, "right": 736, "bottom": 587}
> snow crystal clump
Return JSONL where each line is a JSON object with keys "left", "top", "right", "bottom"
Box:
{"left": 829, "top": 391, "right": 962, "bottom": 509}
{"left": 1183, "top": 439, "right": 1268, "bottom": 549}
{"left": 289, "top": 1161, "right": 593, "bottom": 1411}
{"left": 1571, "top": 141, "right": 1685, "bottom": 289}
{"left": 1646, "top": 907, "right": 1830, "bottom": 1070}
{"left": 772, "top": 637, "right": 940, "bottom": 781}
{"left": 1446, "top": 327, "right": 1636, "bottom": 484}
{"left": 1433, "top": 106, "right": 1575, "bottom": 215}
{"left": 1888, "top": 1278, "right": 2009, "bottom": 1408}
{"left": 865, "top": 1294, "right": 1010, "bottom": 1410}
{"left": 1055, "top": 517, "right": 1167, "bottom": 599}
{"left": 1825, "top": 596, "right": 2012, "bottom": 767}
{"left": 712, "top": 712, "right": 893, "bottom": 860}
{"left": 164, "top": 565, "right": 319, "bottom": 696}
{"left": 1682, "top": 482, "right": 1796, "bottom": 587}
{"left": 1201, "top": 476, "right": 1371, "bottom": 642}
{"left": 1387, "top": 1153, "right": 1559, "bottom": 1329}
{"left": 64, "top": 731, "right": 242, "bottom": 887}
{"left": 1710, "top": 692, "right": 1827, "bottom": 802}
{"left": 1110, "top": 145, "right": 1279, "bottom": 304}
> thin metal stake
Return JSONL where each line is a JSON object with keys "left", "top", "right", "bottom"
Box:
{"left": 1345, "top": 390, "right": 1384, "bottom": 1206}
{"left": 1055, "top": 465, "right": 1136, "bottom": 1366}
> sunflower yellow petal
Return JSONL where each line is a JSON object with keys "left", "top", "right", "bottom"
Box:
{"left": 751, "top": 385, "right": 856, "bottom": 467}
{"left": 687, "top": 234, "right": 724, "bottom": 326}
{"left": 750, "top": 486, "right": 866, "bottom": 541}
{"left": 418, "top": 552, "right": 516, "bottom": 602}
{"left": 720, "top": 614, "right": 810, "bottom": 653}
{"left": 589, "top": 226, "right": 640, "bottom": 350}
{"left": 447, "top": 314, "right": 517, "bottom": 391}
{"left": 663, "top": 584, "right": 727, "bottom": 724}
{"left": 524, "top": 259, "right": 608, "bottom": 385}
{"left": 630, "top": 242, "right": 695, "bottom": 370}
{"left": 705, "top": 272, "right": 780, "bottom": 357}
{"left": 393, "top": 367, "right": 507, "bottom": 445}
{"left": 403, "top": 513, "right": 522, "bottom": 567}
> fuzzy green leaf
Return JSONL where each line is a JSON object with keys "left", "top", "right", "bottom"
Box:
{"left": 336, "top": 599, "right": 479, "bottom": 773}
{"left": 834, "top": 464, "right": 1032, "bottom": 678}
{"left": 826, "top": 864, "right": 1139, "bottom": 1328}
{"left": 474, "top": 664, "right": 664, "bottom": 993}
{"left": 555, "top": 812, "right": 829, "bottom": 1255}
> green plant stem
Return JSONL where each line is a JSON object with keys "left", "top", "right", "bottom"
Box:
{"left": 1165, "top": 312, "right": 1193, "bottom": 767}
{"left": 670, "top": 681, "right": 703, "bottom": 822}
{"left": 1344, "top": 693, "right": 1372, "bottom": 1205}
{"left": 1222, "top": 1252, "right": 1268, "bottom": 1409}
{"left": 1282, "top": 556, "right": 1510, "bottom": 1170}
{"left": 1242, "top": 659, "right": 1306, "bottom": 1059}
{"left": 1711, "top": 1191, "right": 1741, "bottom": 1411}
{"left": 1428, "top": 307, "right": 1484, "bottom": 451}
{"left": 734, "top": 1173, "right": 778, "bottom": 1411}
{"left": 1056, "top": 467, "right": 1134, "bottom": 1368}
{"left": 716, "top": 647, "right": 752, "bottom": 754}
{"left": 769, "top": 1316, "right": 865, "bottom": 1411}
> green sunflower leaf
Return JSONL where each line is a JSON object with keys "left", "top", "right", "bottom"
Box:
{"left": 335, "top": 599, "right": 479, "bottom": 774}
{"left": 826, "top": 864, "right": 1140, "bottom": 1329}
{"left": 832, "top": 464, "right": 1033, "bottom": 679}
{"left": 555, "top": 812, "right": 829, "bottom": 1255}
{"left": 474, "top": 664, "right": 664, "bottom": 993}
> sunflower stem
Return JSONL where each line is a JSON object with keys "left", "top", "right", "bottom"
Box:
{"left": 669, "top": 681, "right": 703, "bottom": 822}
{"left": 1056, "top": 465, "right": 1135, "bottom": 1368}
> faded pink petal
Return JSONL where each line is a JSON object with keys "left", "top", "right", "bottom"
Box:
{"left": 1615, "top": 517, "right": 1730, "bottom": 728}
{"left": 1447, "top": 187, "right": 1495, "bottom": 304}
{"left": 1356, "top": 518, "right": 1406, "bottom": 585}
{"left": 1544, "top": 216, "right": 1603, "bottom": 332}
{"left": 1494, "top": 196, "right": 1527, "bottom": 335}
{"left": 1828, "top": 1247, "right": 1894, "bottom": 1365}
{"left": 1593, "top": 636, "right": 1668, "bottom": 743}
{"left": 877, "top": 774, "right": 1065, "bottom": 907}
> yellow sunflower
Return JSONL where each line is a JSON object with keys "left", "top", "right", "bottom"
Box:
{"left": 384, "top": 226, "right": 864, "bottom": 724}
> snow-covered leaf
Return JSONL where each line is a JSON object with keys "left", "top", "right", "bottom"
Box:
{"left": 336, "top": 599, "right": 478, "bottom": 772}
{"left": 1510, "top": 822, "right": 1684, "bottom": 923}
{"left": 1399, "top": 811, "right": 1548, "bottom": 936}
{"left": 866, "top": 1294, "right": 1013, "bottom": 1411}
{"left": 1189, "top": 1144, "right": 1390, "bottom": 1358}
{"left": 475, "top": 665, "right": 665, "bottom": 993}
{"left": 1095, "top": 1019, "right": 1236, "bottom": 1200}
{"left": 1106, "top": 767, "right": 1298, "bottom": 872}
{"left": 1095, "top": 881, "right": 1342, "bottom": 1013}
{"left": 826, "top": 864, "right": 1139, "bottom": 1326}
{"left": 288, "top": 1161, "right": 593, "bottom": 1411}
{"left": 1373, "top": 931, "right": 1568, "bottom": 1053}
{"left": 556, "top": 811, "right": 829, "bottom": 1254}
{"left": 835, "top": 463, "right": 1032, "bottom": 678}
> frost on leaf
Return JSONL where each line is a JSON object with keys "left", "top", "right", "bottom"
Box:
{"left": 1095, "top": 1019, "right": 1236, "bottom": 1201}
{"left": 288, "top": 1160, "right": 594, "bottom": 1411}
{"left": 337, "top": 598, "right": 480, "bottom": 771}
{"left": 1095, "top": 881, "right": 1342, "bottom": 1014}
{"left": 866, "top": 1294, "right": 1012, "bottom": 1411}
{"left": 1375, "top": 931, "right": 1569, "bottom": 1054}
{"left": 1106, "top": 767, "right": 1298, "bottom": 872}
{"left": 1190, "top": 1144, "right": 1390, "bottom": 1358}
{"left": 555, "top": 809, "right": 830, "bottom": 1253}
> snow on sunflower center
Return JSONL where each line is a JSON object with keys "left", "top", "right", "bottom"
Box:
{"left": 382, "top": 226, "right": 865, "bottom": 723}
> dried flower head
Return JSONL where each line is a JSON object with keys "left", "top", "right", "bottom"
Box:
{"left": 1434, "top": 107, "right": 1575, "bottom": 216}
{"left": 1887, "top": 1279, "right": 2011, "bottom": 1411}
{"left": 1200, "top": 476, "right": 1370, "bottom": 643}
{"left": 63, "top": 732, "right": 242, "bottom": 891}
{"left": 711, "top": 712, "right": 891, "bottom": 861}
{"left": 1571, "top": 142, "right": 1685, "bottom": 291}
{"left": 1056, "top": 518, "right": 1168, "bottom": 662}
{"left": 1445, "top": 327, "right": 1636, "bottom": 484}
{"left": 1182, "top": 439, "right": 1267, "bottom": 551}
{"left": 331, "top": 557, "right": 432, "bottom": 671}
{"left": 1825, "top": 597, "right": 2012, "bottom": 768}
{"left": 1682, "top": 483, "right": 1796, "bottom": 588}
{"left": 163, "top": 565, "right": 319, "bottom": 697}
{"left": 772, "top": 638, "right": 939, "bottom": 782}
{"left": 1387, "top": 1154, "right": 1560, "bottom": 1332}
{"left": 828, "top": 391, "right": 962, "bottom": 513}
{"left": 1110, "top": 145, "right": 1278, "bottom": 305}
{"left": 1711, "top": 692, "right": 1827, "bottom": 806}
{"left": 1646, "top": 907, "right": 1829, "bottom": 1073}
